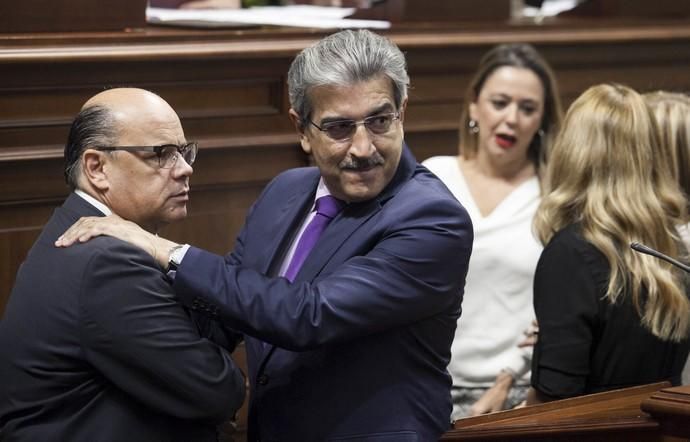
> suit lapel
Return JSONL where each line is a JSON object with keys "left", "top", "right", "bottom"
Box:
{"left": 256, "top": 146, "right": 418, "bottom": 364}
{"left": 293, "top": 200, "right": 380, "bottom": 283}
{"left": 253, "top": 173, "right": 318, "bottom": 362}
{"left": 293, "top": 144, "right": 418, "bottom": 283}
{"left": 259, "top": 173, "right": 320, "bottom": 276}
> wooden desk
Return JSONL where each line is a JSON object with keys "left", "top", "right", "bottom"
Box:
{"left": 442, "top": 382, "right": 690, "bottom": 441}
{"left": 1, "top": 18, "right": 690, "bottom": 442}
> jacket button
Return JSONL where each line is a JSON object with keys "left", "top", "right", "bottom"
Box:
{"left": 257, "top": 374, "right": 269, "bottom": 386}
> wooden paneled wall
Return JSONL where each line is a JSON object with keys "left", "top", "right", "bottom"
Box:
{"left": 2, "top": 20, "right": 690, "bottom": 312}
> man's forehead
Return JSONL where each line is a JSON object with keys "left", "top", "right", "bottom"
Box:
{"left": 82, "top": 89, "right": 177, "bottom": 123}
{"left": 83, "top": 88, "right": 144, "bottom": 109}
{"left": 84, "top": 89, "right": 181, "bottom": 133}
{"left": 309, "top": 78, "right": 396, "bottom": 117}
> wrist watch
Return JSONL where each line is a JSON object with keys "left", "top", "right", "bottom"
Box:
{"left": 167, "top": 244, "right": 188, "bottom": 272}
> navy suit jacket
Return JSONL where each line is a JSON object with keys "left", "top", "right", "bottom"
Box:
{"left": 174, "top": 146, "right": 473, "bottom": 441}
{"left": 0, "top": 193, "right": 245, "bottom": 442}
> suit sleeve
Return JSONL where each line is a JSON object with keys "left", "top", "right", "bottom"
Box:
{"left": 189, "top": 312, "right": 244, "bottom": 351}
{"left": 530, "top": 232, "right": 599, "bottom": 398}
{"left": 174, "top": 193, "right": 473, "bottom": 351}
{"left": 78, "top": 240, "right": 246, "bottom": 421}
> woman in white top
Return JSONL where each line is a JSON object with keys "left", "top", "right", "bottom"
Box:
{"left": 423, "top": 43, "right": 562, "bottom": 420}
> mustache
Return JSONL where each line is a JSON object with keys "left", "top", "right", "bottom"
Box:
{"left": 339, "top": 153, "right": 384, "bottom": 170}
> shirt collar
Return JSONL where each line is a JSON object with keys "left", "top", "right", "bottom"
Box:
{"left": 74, "top": 189, "right": 112, "bottom": 216}
{"left": 314, "top": 178, "right": 331, "bottom": 204}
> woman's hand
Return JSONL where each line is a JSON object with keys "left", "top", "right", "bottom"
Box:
{"left": 467, "top": 370, "right": 514, "bottom": 416}
{"left": 518, "top": 319, "right": 539, "bottom": 348}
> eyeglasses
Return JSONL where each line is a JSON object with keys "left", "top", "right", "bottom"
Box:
{"left": 308, "top": 112, "right": 400, "bottom": 141}
{"left": 96, "top": 142, "right": 198, "bottom": 168}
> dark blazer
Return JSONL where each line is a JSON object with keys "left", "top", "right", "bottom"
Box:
{"left": 0, "top": 193, "right": 245, "bottom": 442}
{"left": 173, "top": 146, "right": 474, "bottom": 441}
{"left": 531, "top": 223, "right": 690, "bottom": 398}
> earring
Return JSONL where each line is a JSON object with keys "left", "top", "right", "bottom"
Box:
{"left": 468, "top": 119, "right": 479, "bottom": 134}
{"left": 538, "top": 129, "right": 545, "bottom": 137}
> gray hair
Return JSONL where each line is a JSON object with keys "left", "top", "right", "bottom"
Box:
{"left": 287, "top": 29, "right": 409, "bottom": 124}
{"left": 63, "top": 105, "right": 117, "bottom": 190}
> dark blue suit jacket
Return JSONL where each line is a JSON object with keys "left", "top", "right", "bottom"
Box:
{"left": 0, "top": 193, "right": 245, "bottom": 442}
{"left": 174, "top": 146, "right": 473, "bottom": 441}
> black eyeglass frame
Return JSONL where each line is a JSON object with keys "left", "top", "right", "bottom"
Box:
{"left": 95, "top": 142, "right": 198, "bottom": 168}
{"left": 307, "top": 112, "right": 401, "bottom": 141}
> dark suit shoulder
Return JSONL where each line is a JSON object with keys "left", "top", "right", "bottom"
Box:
{"left": 393, "top": 165, "right": 471, "bottom": 222}
{"left": 60, "top": 234, "right": 162, "bottom": 271}
{"left": 83, "top": 235, "right": 159, "bottom": 263}
{"left": 362, "top": 164, "right": 474, "bottom": 274}
{"left": 245, "top": 167, "right": 319, "bottom": 214}
{"left": 72, "top": 237, "right": 170, "bottom": 304}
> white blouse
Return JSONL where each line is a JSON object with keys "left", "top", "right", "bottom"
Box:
{"left": 423, "top": 156, "right": 543, "bottom": 387}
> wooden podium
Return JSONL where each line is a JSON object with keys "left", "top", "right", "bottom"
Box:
{"left": 0, "top": 0, "right": 148, "bottom": 33}
{"left": 442, "top": 382, "right": 690, "bottom": 441}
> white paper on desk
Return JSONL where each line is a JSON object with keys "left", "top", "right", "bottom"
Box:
{"left": 146, "top": 5, "right": 390, "bottom": 29}
{"left": 522, "top": 0, "right": 580, "bottom": 17}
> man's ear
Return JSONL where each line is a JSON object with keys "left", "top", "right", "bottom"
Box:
{"left": 288, "top": 108, "right": 306, "bottom": 135}
{"left": 81, "top": 149, "right": 110, "bottom": 191}
{"left": 398, "top": 97, "right": 408, "bottom": 123}
{"left": 288, "top": 108, "right": 312, "bottom": 155}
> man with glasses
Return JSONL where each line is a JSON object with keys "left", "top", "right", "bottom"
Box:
{"left": 57, "top": 31, "right": 473, "bottom": 440}
{"left": 0, "top": 88, "right": 245, "bottom": 441}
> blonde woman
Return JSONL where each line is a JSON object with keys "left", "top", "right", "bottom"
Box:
{"left": 645, "top": 90, "right": 690, "bottom": 384}
{"left": 527, "top": 84, "right": 690, "bottom": 404}
{"left": 645, "top": 91, "right": 690, "bottom": 240}
{"left": 423, "top": 43, "right": 562, "bottom": 418}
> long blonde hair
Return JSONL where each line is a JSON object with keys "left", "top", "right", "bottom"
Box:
{"left": 534, "top": 84, "right": 689, "bottom": 341}
{"left": 644, "top": 91, "right": 690, "bottom": 205}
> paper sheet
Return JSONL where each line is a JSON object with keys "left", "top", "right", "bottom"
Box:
{"left": 146, "top": 5, "right": 391, "bottom": 29}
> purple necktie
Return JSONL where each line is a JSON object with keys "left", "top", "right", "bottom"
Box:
{"left": 284, "top": 195, "right": 344, "bottom": 282}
